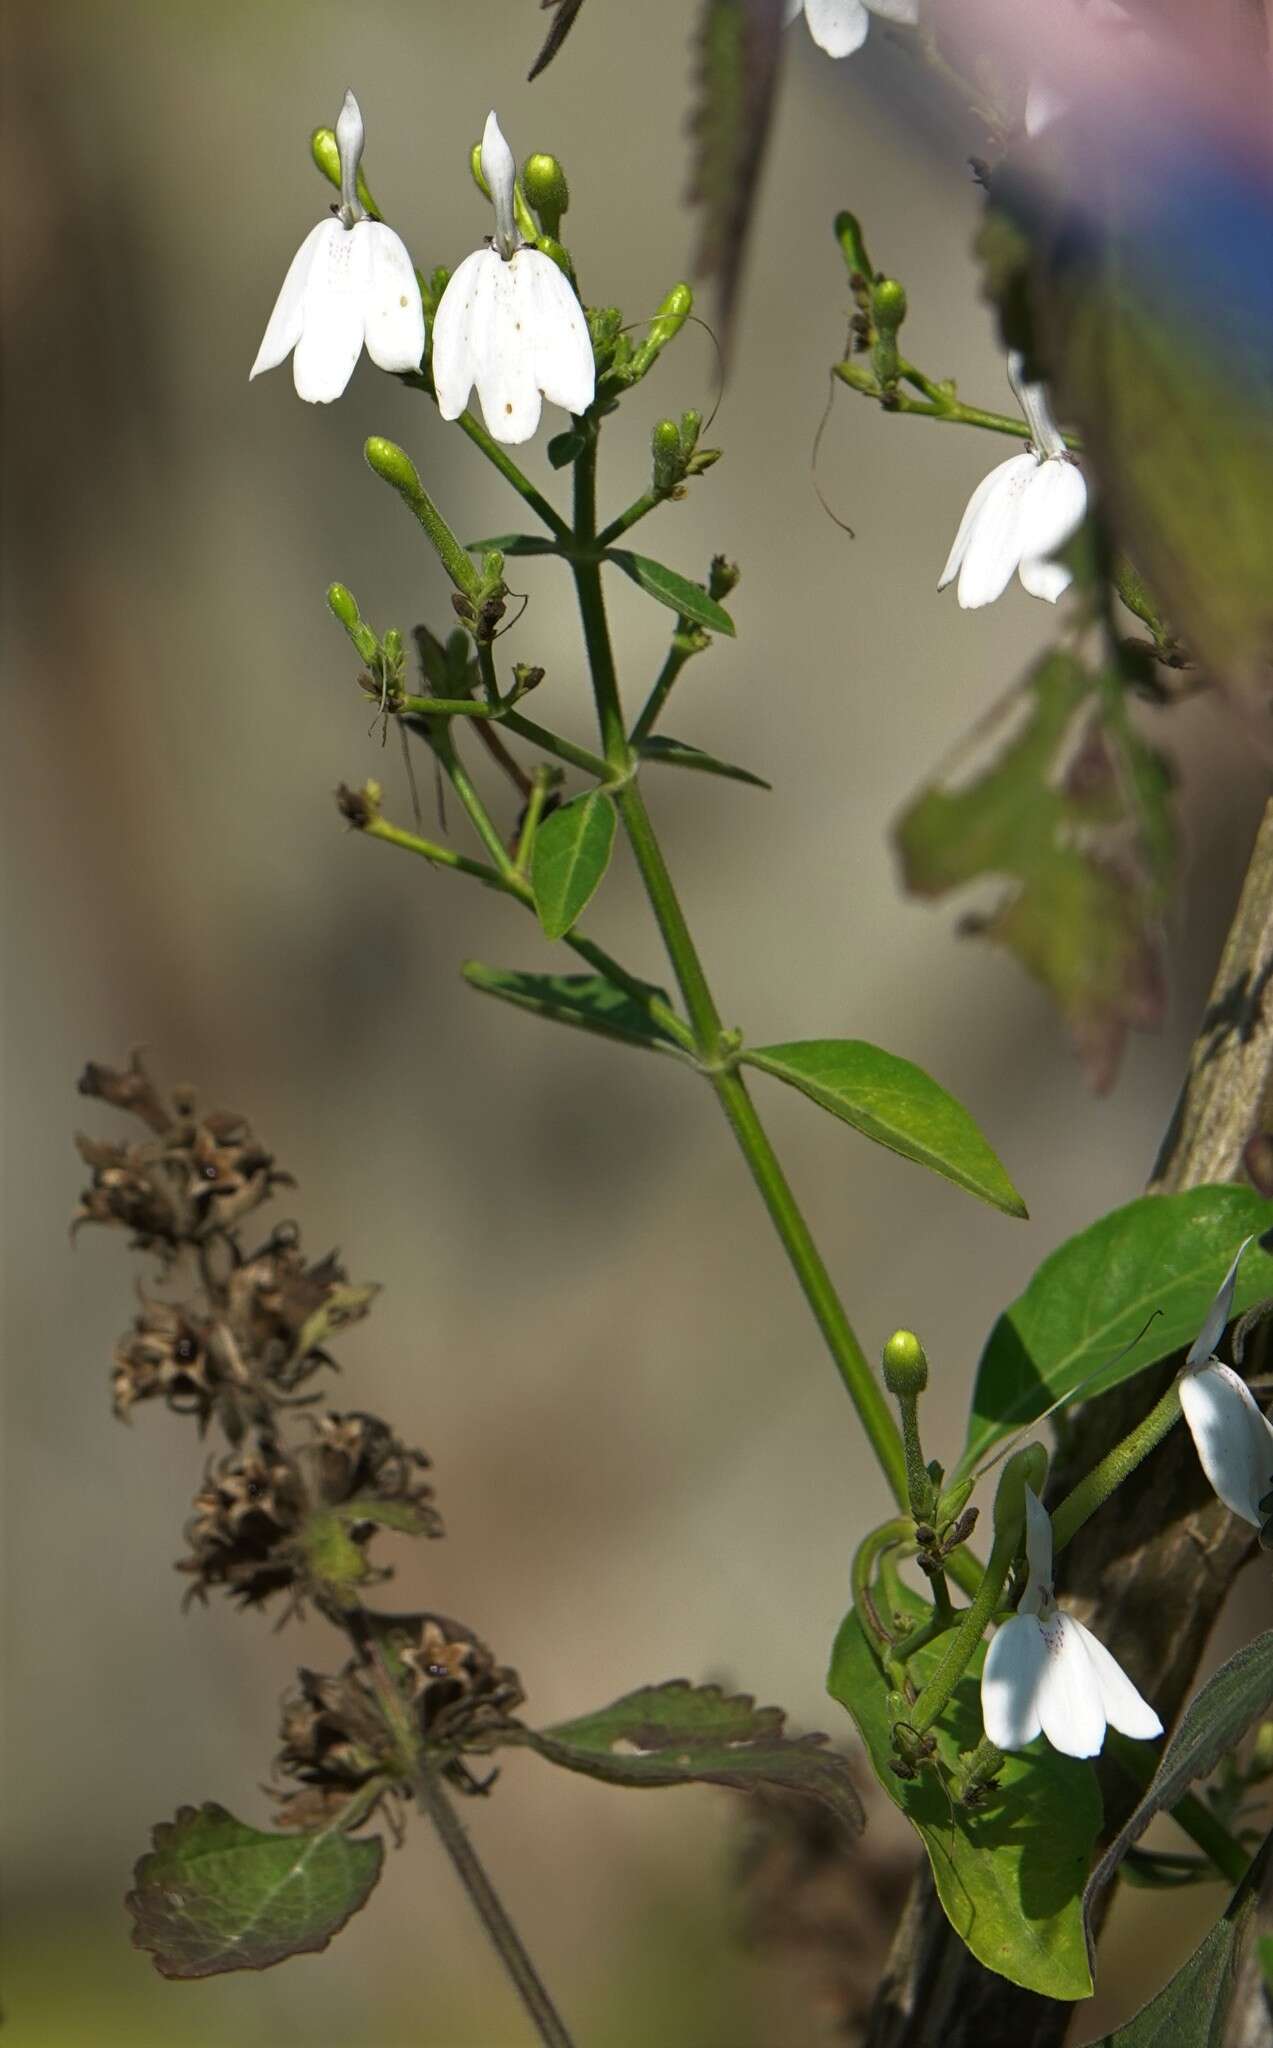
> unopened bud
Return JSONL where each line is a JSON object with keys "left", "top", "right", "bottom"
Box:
{"left": 652, "top": 419, "right": 683, "bottom": 494}
{"left": 882, "top": 1329, "right": 928, "bottom": 1397}
{"left": 629, "top": 282, "right": 693, "bottom": 379}
{"left": 708, "top": 555, "right": 740, "bottom": 601}
{"left": 522, "top": 152, "right": 569, "bottom": 238}
{"left": 835, "top": 210, "right": 875, "bottom": 286}
{"left": 365, "top": 435, "right": 421, "bottom": 496}
{"left": 326, "top": 584, "right": 379, "bottom": 665}
{"left": 872, "top": 278, "right": 908, "bottom": 332}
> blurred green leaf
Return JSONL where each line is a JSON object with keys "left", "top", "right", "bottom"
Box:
{"left": 530, "top": 789, "right": 617, "bottom": 939}
{"left": 688, "top": 0, "right": 786, "bottom": 354}
{"left": 895, "top": 650, "right": 1175, "bottom": 1093}
{"left": 829, "top": 1587, "right": 1099, "bottom": 1999}
{"left": 527, "top": 0, "right": 590, "bottom": 79}
{"left": 463, "top": 533, "right": 562, "bottom": 557}
{"left": 743, "top": 1038, "right": 1027, "bottom": 1217}
{"left": 462, "top": 964, "right": 682, "bottom": 1054}
{"left": 639, "top": 735, "right": 770, "bottom": 789}
{"left": 547, "top": 430, "right": 586, "bottom": 469}
{"left": 959, "top": 1186, "right": 1273, "bottom": 1475}
{"left": 606, "top": 550, "right": 737, "bottom": 635}
{"left": 127, "top": 1804, "right": 383, "bottom": 1979}
{"left": 528, "top": 1681, "right": 864, "bottom": 1834}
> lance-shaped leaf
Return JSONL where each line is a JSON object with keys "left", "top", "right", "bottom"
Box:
{"left": 895, "top": 650, "right": 1175, "bottom": 1093}
{"left": 829, "top": 1587, "right": 1100, "bottom": 2000}
{"left": 462, "top": 964, "right": 684, "bottom": 1056}
{"left": 1085, "top": 1631, "right": 1273, "bottom": 1940}
{"left": 530, "top": 788, "right": 617, "bottom": 939}
{"left": 526, "top": 1681, "right": 864, "bottom": 1835}
{"left": 606, "top": 550, "right": 737, "bottom": 636}
{"left": 1087, "top": 1831, "right": 1273, "bottom": 2047}
{"left": 127, "top": 1804, "right": 383, "bottom": 1979}
{"left": 959, "top": 1185, "right": 1273, "bottom": 1477}
{"left": 743, "top": 1038, "right": 1027, "bottom": 1217}
{"left": 689, "top": 0, "right": 786, "bottom": 356}
{"left": 640, "top": 735, "right": 771, "bottom": 790}
{"left": 463, "top": 533, "right": 563, "bottom": 557}
{"left": 527, "top": 0, "right": 589, "bottom": 79}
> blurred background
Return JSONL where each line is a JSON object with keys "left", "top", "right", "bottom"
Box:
{"left": 4, "top": 2, "right": 1271, "bottom": 2042}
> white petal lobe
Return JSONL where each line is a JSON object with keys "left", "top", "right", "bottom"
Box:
{"left": 293, "top": 219, "right": 371, "bottom": 403}
{"left": 937, "top": 453, "right": 1033, "bottom": 592}
{"left": 1018, "top": 556, "right": 1073, "bottom": 603}
{"left": 250, "top": 220, "right": 333, "bottom": 381}
{"left": 956, "top": 457, "right": 1037, "bottom": 608}
{"left": 1035, "top": 1611, "right": 1106, "bottom": 1758}
{"left": 1074, "top": 1622, "right": 1162, "bottom": 1740}
{"left": 981, "top": 1617, "right": 1046, "bottom": 1750}
{"left": 520, "top": 251, "right": 595, "bottom": 416}
{"left": 431, "top": 249, "right": 498, "bottom": 421}
{"left": 802, "top": 0, "right": 871, "bottom": 53}
{"left": 866, "top": 0, "right": 920, "bottom": 21}
{"left": 1186, "top": 1237, "right": 1253, "bottom": 1367}
{"left": 1014, "top": 457, "right": 1087, "bottom": 562}
{"left": 1180, "top": 1362, "right": 1273, "bottom": 1525}
{"left": 362, "top": 222, "right": 426, "bottom": 374}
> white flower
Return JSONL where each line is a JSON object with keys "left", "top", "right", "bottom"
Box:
{"left": 250, "top": 91, "right": 425, "bottom": 404}
{"left": 1179, "top": 1237, "right": 1273, "bottom": 1526}
{"left": 430, "top": 111, "right": 595, "bottom": 446}
{"left": 785, "top": 0, "right": 919, "bottom": 59}
{"left": 981, "top": 1487, "right": 1162, "bottom": 1758}
{"left": 938, "top": 353, "right": 1087, "bottom": 609}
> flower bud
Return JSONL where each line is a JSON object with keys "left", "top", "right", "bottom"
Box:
{"left": 327, "top": 584, "right": 380, "bottom": 665}
{"left": 629, "top": 283, "right": 693, "bottom": 380}
{"left": 872, "top": 278, "right": 908, "bottom": 332}
{"left": 468, "top": 139, "right": 490, "bottom": 199}
{"left": 882, "top": 1329, "right": 928, "bottom": 1397}
{"left": 993, "top": 1443, "right": 1048, "bottom": 1538}
{"left": 522, "top": 152, "right": 570, "bottom": 238}
{"left": 835, "top": 210, "right": 875, "bottom": 285}
{"left": 708, "top": 556, "right": 740, "bottom": 601}
{"left": 652, "top": 419, "right": 684, "bottom": 494}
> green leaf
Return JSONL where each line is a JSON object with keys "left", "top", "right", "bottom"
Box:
{"left": 546, "top": 430, "right": 585, "bottom": 469}
{"left": 743, "top": 1039, "right": 1027, "bottom": 1218}
{"left": 461, "top": 964, "right": 682, "bottom": 1056}
{"left": 127, "top": 1804, "right": 383, "bottom": 1979}
{"left": 1088, "top": 1833, "right": 1273, "bottom": 2046}
{"left": 688, "top": 0, "right": 786, "bottom": 354}
{"left": 605, "top": 550, "right": 737, "bottom": 636}
{"left": 895, "top": 650, "right": 1176, "bottom": 1092}
{"left": 462, "top": 533, "right": 562, "bottom": 557}
{"left": 527, "top": 1680, "right": 864, "bottom": 1835}
{"left": 828, "top": 1589, "right": 1099, "bottom": 1999}
{"left": 527, "top": 0, "right": 589, "bottom": 79}
{"left": 640, "top": 735, "right": 770, "bottom": 790}
{"left": 959, "top": 1186, "right": 1273, "bottom": 1475}
{"left": 529, "top": 790, "right": 617, "bottom": 940}
{"left": 1086, "top": 1631, "right": 1273, "bottom": 1928}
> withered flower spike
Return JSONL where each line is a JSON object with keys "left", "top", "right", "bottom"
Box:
{"left": 77, "top": 1050, "right": 172, "bottom": 1134}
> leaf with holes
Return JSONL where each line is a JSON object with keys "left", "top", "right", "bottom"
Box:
{"left": 530, "top": 789, "right": 617, "bottom": 940}
{"left": 743, "top": 1039, "right": 1027, "bottom": 1216}
{"left": 640, "top": 736, "right": 770, "bottom": 790}
{"left": 462, "top": 964, "right": 683, "bottom": 1055}
{"left": 526, "top": 1681, "right": 864, "bottom": 1835}
{"left": 127, "top": 1804, "right": 383, "bottom": 1979}
{"left": 958, "top": 1185, "right": 1273, "bottom": 1477}
{"left": 606, "top": 550, "right": 736, "bottom": 635}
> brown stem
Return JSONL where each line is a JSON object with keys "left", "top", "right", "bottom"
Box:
{"left": 864, "top": 801, "right": 1273, "bottom": 2048}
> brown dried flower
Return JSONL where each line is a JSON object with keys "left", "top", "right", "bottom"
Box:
{"left": 177, "top": 1439, "right": 306, "bottom": 1609}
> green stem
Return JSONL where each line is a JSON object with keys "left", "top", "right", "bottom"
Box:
{"left": 852, "top": 1518, "right": 914, "bottom": 1654}
{"left": 515, "top": 769, "right": 554, "bottom": 877}
{"left": 1105, "top": 1731, "right": 1251, "bottom": 1886}
{"left": 832, "top": 362, "right": 1081, "bottom": 446}
{"left": 629, "top": 637, "right": 702, "bottom": 748}
{"left": 365, "top": 438, "right": 483, "bottom": 600}
{"left": 613, "top": 780, "right": 722, "bottom": 1049}
{"left": 596, "top": 489, "right": 663, "bottom": 550}
{"left": 572, "top": 437, "right": 631, "bottom": 775}
{"left": 909, "top": 1522, "right": 1018, "bottom": 1736}
{"left": 414, "top": 1766, "right": 577, "bottom": 2048}
{"left": 360, "top": 816, "right": 519, "bottom": 893}
{"left": 457, "top": 411, "right": 572, "bottom": 542}
{"left": 561, "top": 932, "right": 697, "bottom": 1054}
{"left": 400, "top": 694, "right": 500, "bottom": 718}
{"left": 1050, "top": 1386, "right": 1182, "bottom": 1556}
{"left": 436, "top": 736, "right": 518, "bottom": 880}
{"left": 473, "top": 644, "right": 611, "bottom": 780}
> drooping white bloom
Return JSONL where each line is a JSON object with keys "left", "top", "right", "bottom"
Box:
{"left": 784, "top": 0, "right": 919, "bottom": 60}
{"left": 1179, "top": 1237, "right": 1273, "bottom": 1526}
{"left": 981, "top": 1487, "right": 1162, "bottom": 1758}
{"left": 250, "top": 91, "right": 425, "bottom": 404}
{"left": 430, "top": 111, "right": 595, "bottom": 446}
{"left": 938, "top": 353, "right": 1087, "bottom": 609}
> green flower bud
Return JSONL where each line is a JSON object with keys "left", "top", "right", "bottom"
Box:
{"left": 708, "top": 556, "right": 740, "bottom": 601}
{"left": 365, "top": 435, "right": 422, "bottom": 496}
{"left": 679, "top": 409, "right": 702, "bottom": 453}
{"left": 652, "top": 418, "right": 684, "bottom": 494}
{"left": 834, "top": 210, "right": 875, "bottom": 285}
{"left": 629, "top": 283, "right": 693, "bottom": 380}
{"left": 522, "top": 152, "right": 570, "bottom": 238}
{"left": 535, "top": 235, "right": 574, "bottom": 282}
{"left": 993, "top": 1444, "right": 1048, "bottom": 1538}
{"left": 326, "top": 584, "right": 380, "bottom": 665}
{"left": 872, "top": 278, "right": 908, "bottom": 333}
{"left": 882, "top": 1329, "right": 928, "bottom": 1397}
{"left": 937, "top": 1475, "right": 975, "bottom": 1527}
{"left": 469, "top": 139, "right": 490, "bottom": 199}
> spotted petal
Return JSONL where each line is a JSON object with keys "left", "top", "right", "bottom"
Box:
{"left": 801, "top": 0, "right": 871, "bottom": 54}
{"left": 292, "top": 218, "right": 373, "bottom": 404}
{"left": 1179, "top": 1361, "right": 1273, "bottom": 1525}
{"left": 362, "top": 222, "right": 425, "bottom": 375}
{"left": 431, "top": 247, "right": 500, "bottom": 423}
{"left": 518, "top": 250, "right": 595, "bottom": 420}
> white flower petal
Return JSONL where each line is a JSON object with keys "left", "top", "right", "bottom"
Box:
{"left": 981, "top": 1616, "right": 1047, "bottom": 1750}
{"left": 472, "top": 257, "right": 548, "bottom": 443}
{"left": 431, "top": 248, "right": 499, "bottom": 421}
{"left": 1073, "top": 1620, "right": 1162, "bottom": 1741}
{"left": 866, "top": 0, "right": 920, "bottom": 21}
{"left": 1180, "top": 1362, "right": 1273, "bottom": 1525}
{"left": 937, "top": 452, "right": 1035, "bottom": 594}
{"left": 954, "top": 455, "right": 1039, "bottom": 609}
{"left": 784, "top": 0, "right": 804, "bottom": 20}
{"left": 292, "top": 218, "right": 372, "bottom": 403}
{"left": 1015, "top": 456, "right": 1087, "bottom": 562}
{"left": 1022, "top": 1485, "right": 1055, "bottom": 1599}
{"left": 802, "top": 0, "right": 870, "bottom": 54}
{"left": 1018, "top": 556, "right": 1073, "bottom": 603}
{"left": 250, "top": 219, "right": 334, "bottom": 382}
{"left": 1035, "top": 1610, "right": 1107, "bottom": 1758}
{"left": 1186, "top": 1238, "right": 1253, "bottom": 1367}
{"left": 518, "top": 250, "right": 595, "bottom": 418}
{"left": 361, "top": 222, "right": 426, "bottom": 374}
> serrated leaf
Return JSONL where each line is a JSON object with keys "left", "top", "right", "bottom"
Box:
{"left": 959, "top": 1185, "right": 1273, "bottom": 1476}
{"left": 527, "top": 1680, "right": 864, "bottom": 1834}
{"left": 640, "top": 735, "right": 770, "bottom": 789}
{"left": 530, "top": 789, "right": 617, "bottom": 940}
{"left": 606, "top": 550, "right": 737, "bottom": 636}
{"left": 743, "top": 1038, "right": 1027, "bottom": 1217}
{"left": 127, "top": 1803, "right": 383, "bottom": 1979}
{"left": 829, "top": 1587, "right": 1099, "bottom": 2000}
{"left": 895, "top": 650, "right": 1176, "bottom": 1093}
{"left": 527, "top": 0, "right": 589, "bottom": 79}
{"left": 1085, "top": 1632, "right": 1273, "bottom": 1934}
{"left": 1086, "top": 1833, "right": 1273, "bottom": 2047}
{"left": 462, "top": 964, "right": 683, "bottom": 1055}
{"left": 688, "top": 0, "right": 786, "bottom": 356}
{"left": 463, "top": 533, "right": 562, "bottom": 557}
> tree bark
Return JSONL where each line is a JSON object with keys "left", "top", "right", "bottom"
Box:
{"left": 865, "top": 801, "right": 1273, "bottom": 2048}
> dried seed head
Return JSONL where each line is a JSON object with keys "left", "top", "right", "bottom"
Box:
{"left": 397, "top": 1612, "right": 525, "bottom": 1756}
{"left": 271, "top": 1662, "right": 406, "bottom": 1832}
{"left": 113, "top": 1298, "right": 218, "bottom": 1422}
{"left": 177, "top": 1439, "right": 306, "bottom": 1609}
